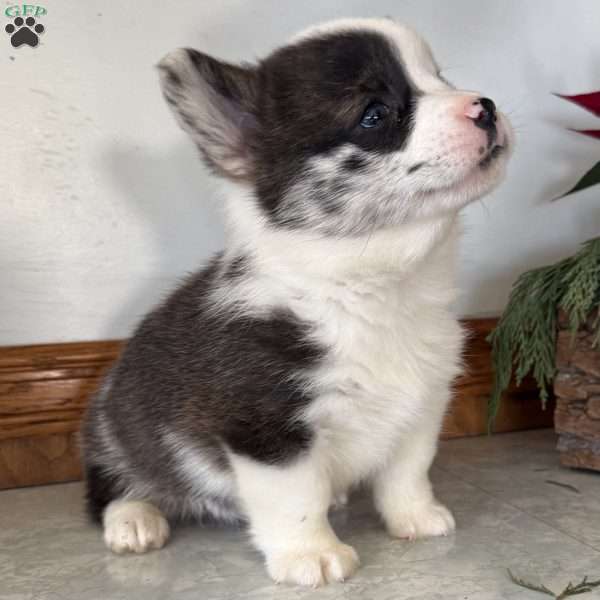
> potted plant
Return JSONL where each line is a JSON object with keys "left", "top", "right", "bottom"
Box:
{"left": 488, "top": 91, "right": 600, "bottom": 471}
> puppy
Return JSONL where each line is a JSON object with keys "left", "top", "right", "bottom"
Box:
{"left": 81, "top": 17, "right": 512, "bottom": 586}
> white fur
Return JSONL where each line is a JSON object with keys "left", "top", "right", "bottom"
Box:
{"left": 103, "top": 500, "right": 170, "bottom": 554}
{"left": 373, "top": 415, "right": 456, "bottom": 539}
{"left": 230, "top": 452, "right": 360, "bottom": 586}
{"left": 162, "top": 431, "right": 235, "bottom": 501}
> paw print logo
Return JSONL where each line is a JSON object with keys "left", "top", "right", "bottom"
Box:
{"left": 5, "top": 16, "right": 45, "bottom": 48}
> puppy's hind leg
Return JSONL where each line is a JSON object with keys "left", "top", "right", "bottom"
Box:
{"left": 85, "top": 464, "right": 170, "bottom": 554}
{"left": 103, "top": 499, "right": 170, "bottom": 554}
{"left": 231, "top": 453, "right": 359, "bottom": 587}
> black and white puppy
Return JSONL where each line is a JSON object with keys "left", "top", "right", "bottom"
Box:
{"left": 81, "top": 18, "right": 512, "bottom": 586}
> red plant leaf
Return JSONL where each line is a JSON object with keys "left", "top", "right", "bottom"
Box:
{"left": 570, "top": 128, "right": 600, "bottom": 140}
{"left": 555, "top": 91, "right": 600, "bottom": 117}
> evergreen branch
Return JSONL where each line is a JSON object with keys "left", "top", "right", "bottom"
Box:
{"left": 507, "top": 569, "right": 555, "bottom": 596}
{"left": 556, "top": 577, "right": 600, "bottom": 599}
{"left": 507, "top": 570, "right": 600, "bottom": 599}
{"left": 488, "top": 237, "right": 600, "bottom": 429}
{"left": 560, "top": 239, "right": 600, "bottom": 335}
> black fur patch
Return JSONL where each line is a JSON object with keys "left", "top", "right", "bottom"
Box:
{"left": 223, "top": 255, "right": 249, "bottom": 280}
{"left": 329, "top": 179, "right": 349, "bottom": 197}
{"left": 407, "top": 161, "right": 425, "bottom": 174}
{"left": 342, "top": 153, "right": 368, "bottom": 172}
{"left": 308, "top": 178, "right": 349, "bottom": 215}
{"left": 478, "top": 144, "right": 504, "bottom": 170}
{"left": 89, "top": 257, "right": 323, "bottom": 482}
{"left": 84, "top": 464, "right": 123, "bottom": 523}
{"left": 162, "top": 67, "right": 182, "bottom": 88}
{"left": 321, "top": 197, "right": 345, "bottom": 215}
{"left": 253, "top": 31, "right": 417, "bottom": 225}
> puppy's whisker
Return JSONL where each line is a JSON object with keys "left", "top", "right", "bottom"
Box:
{"left": 359, "top": 211, "right": 379, "bottom": 258}
{"left": 478, "top": 197, "right": 492, "bottom": 218}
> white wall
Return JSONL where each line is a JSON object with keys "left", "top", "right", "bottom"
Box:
{"left": 2, "top": 0, "right": 599, "bottom": 345}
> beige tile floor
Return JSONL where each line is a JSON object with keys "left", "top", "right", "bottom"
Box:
{"left": 1, "top": 430, "right": 599, "bottom": 600}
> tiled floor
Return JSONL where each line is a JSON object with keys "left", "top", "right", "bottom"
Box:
{"left": 2, "top": 430, "right": 600, "bottom": 600}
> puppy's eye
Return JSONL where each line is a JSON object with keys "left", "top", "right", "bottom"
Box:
{"left": 359, "top": 102, "right": 389, "bottom": 128}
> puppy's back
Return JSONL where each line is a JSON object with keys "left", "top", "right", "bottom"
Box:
{"left": 81, "top": 253, "right": 324, "bottom": 523}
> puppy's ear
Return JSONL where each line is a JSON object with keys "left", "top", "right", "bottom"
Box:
{"left": 158, "top": 49, "right": 259, "bottom": 181}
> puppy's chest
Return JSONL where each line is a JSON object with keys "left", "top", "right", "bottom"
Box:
{"left": 297, "top": 275, "right": 464, "bottom": 466}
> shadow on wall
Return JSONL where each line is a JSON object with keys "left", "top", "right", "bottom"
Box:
{"left": 98, "top": 142, "right": 225, "bottom": 339}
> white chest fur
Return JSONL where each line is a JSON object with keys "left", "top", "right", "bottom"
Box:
{"left": 218, "top": 205, "right": 466, "bottom": 489}
{"left": 302, "top": 264, "right": 464, "bottom": 488}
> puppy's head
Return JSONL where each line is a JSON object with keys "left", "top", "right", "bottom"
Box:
{"left": 158, "top": 18, "right": 513, "bottom": 236}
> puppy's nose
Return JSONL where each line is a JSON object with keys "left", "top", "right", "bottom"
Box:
{"left": 465, "top": 97, "right": 497, "bottom": 130}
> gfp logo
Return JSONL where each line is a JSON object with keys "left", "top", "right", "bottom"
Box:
{"left": 5, "top": 5, "right": 46, "bottom": 48}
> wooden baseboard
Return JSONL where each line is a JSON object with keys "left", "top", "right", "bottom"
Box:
{"left": 446, "top": 319, "right": 554, "bottom": 437}
{"left": 0, "top": 433, "right": 82, "bottom": 489}
{"left": 0, "top": 319, "right": 553, "bottom": 490}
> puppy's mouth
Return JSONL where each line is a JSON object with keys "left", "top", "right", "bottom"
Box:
{"left": 478, "top": 143, "right": 505, "bottom": 169}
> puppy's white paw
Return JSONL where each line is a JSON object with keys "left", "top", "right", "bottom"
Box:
{"left": 386, "top": 501, "right": 455, "bottom": 540}
{"left": 103, "top": 500, "right": 170, "bottom": 554}
{"left": 266, "top": 542, "right": 359, "bottom": 586}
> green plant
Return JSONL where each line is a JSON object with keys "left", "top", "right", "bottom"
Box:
{"left": 488, "top": 91, "right": 600, "bottom": 428}
{"left": 508, "top": 569, "right": 600, "bottom": 599}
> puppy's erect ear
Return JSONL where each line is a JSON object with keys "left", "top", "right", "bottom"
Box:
{"left": 158, "top": 49, "right": 259, "bottom": 181}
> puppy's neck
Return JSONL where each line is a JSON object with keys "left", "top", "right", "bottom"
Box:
{"left": 220, "top": 183, "right": 459, "bottom": 280}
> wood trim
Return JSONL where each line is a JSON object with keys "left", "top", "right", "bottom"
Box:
{"left": 0, "top": 433, "right": 82, "bottom": 489}
{"left": 447, "top": 319, "right": 554, "bottom": 437}
{"left": 0, "top": 341, "right": 121, "bottom": 441}
{"left": 0, "top": 319, "right": 553, "bottom": 489}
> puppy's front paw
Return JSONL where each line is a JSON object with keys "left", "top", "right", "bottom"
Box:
{"left": 386, "top": 501, "right": 455, "bottom": 540}
{"left": 103, "top": 500, "right": 170, "bottom": 554}
{"left": 266, "top": 542, "right": 359, "bottom": 586}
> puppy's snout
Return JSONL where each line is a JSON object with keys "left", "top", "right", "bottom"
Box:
{"left": 465, "top": 97, "right": 497, "bottom": 130}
